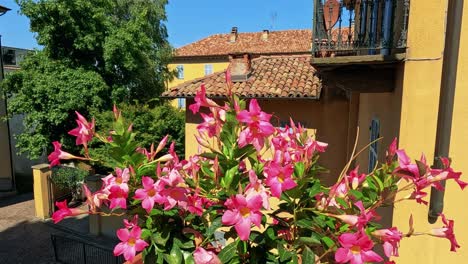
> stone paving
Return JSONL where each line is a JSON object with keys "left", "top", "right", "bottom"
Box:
{"left": 0, "top": 193, "right": 118, "bottom": 264}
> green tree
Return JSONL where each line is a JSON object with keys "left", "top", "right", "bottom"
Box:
{"left": 3, "top": 0, "right": 174, "bottom": 158}
{"left": 89, "top": 103, "right": 185, "bottom": 173}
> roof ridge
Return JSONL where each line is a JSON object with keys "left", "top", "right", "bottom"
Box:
{"left": 175, "top": 29, "right": 312, "bottom": 49}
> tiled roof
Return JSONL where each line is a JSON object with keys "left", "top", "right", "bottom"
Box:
{"left": 162, "top": 55, "right": 321, "bottom": 99}
{"left": 174, "top": 29, "right": 312, "bottom": 57}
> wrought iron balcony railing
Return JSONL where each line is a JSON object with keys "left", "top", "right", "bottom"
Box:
{"left": 312, "top": 0, "right": 409, "bottom": 58}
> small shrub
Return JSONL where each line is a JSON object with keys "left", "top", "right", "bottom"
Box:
{"left": 51, "top": 166, "right": 89, "bottom": 200}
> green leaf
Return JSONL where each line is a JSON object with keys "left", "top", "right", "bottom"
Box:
{"left": 307, "top": 181, "right": 322, "bottom": 197}
{"left": 221, "top": 165, "right": 238, "bottom": 190}
{"left": 296, "top": 219, "right": 313, "bottom": 229}
{"left": 302, "top": 246, "right": 315, "bottom": 264}
{"left": 372, "top": 175, "right": 385, "bottom": 191}
{"left": 154, "top": 229, "right": 170, "bottom": 246}
{"left": 164, "top": 244, "right": 183, "bottom": 264}
{"left": 182, "top": 251, "right": 195, "bottom": 264}
{"left": 298, "top": 236, "right": 321, "bottom": 245}
{"left": 348, "top": 189, "right": 363, "bottom": 199}
{"left": 335, "top": 197, "right": 349, "bottom": 209}
{"left": 218, "top": 240, "right": 238, "bottom": 263}
{"left": 294, "top": 162, "right": 305, "bottom": 177}
{"left": 321, "top": 236, "right": 335, "bottom": 249}
{"left": 278, "top": 244, "right": 293, "bottom": 262}
{"left": 146, "top": 216, "right": 153, "bottom": 229}
{"left": 206, "top": 217, "right": 222, "bottom": 237}
{"left": 141, "top": 228, "right": 151, "bottom": 240}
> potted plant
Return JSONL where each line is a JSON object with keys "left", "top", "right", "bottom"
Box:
{"left": 48, "top": 77, "right": 466, "bottom": 263}
{"left": 51, "top": 165, "right": 89, "bottom": 204}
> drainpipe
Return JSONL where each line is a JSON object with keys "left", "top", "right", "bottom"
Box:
{"left": 428, "top": 0, "right": 464, "bottom": 224}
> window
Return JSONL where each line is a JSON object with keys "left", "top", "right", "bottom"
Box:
{"left": 177, "top": 98, "right": 186, "bottom": 109}
{"left": 204, "top": 64, "right": 213, "bottom": 76}
{"left": 176, "top": 65, "right": 184, "bottom": 79}
{"left": 368, "top": 118, "right": 380, "bottom": 173}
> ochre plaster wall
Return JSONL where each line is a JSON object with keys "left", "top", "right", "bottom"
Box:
{"left": 391, "top": 1, "right": 468, "bottom": 263}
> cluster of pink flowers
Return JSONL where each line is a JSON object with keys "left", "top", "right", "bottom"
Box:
{"left": 49, "top": 83, "right": 466, "bottom": 264}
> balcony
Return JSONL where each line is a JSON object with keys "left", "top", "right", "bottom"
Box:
{"left": 312, "top": 0, "right": 409, "bottom": 66}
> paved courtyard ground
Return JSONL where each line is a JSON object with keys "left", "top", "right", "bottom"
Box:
{"left": 0, "top": 193, "right": 119, "bottom": 264}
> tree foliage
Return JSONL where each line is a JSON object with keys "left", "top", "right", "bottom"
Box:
{"left": 89, "top": 103, "right": 185, "bottom": 174}
{"left": 3, "top": 0, "right": 174, "bottom": 158}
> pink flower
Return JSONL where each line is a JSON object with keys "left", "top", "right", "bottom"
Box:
{"left": 123, "top": 215, "right": 139, "bottom": 229}
{"left": 193, "top": 247, "right": 221, "bottom": 264}
{"left": 429, "top": 158, "right": 467, "bottom": 190}
{"left": 187, "top": 193, "right": 207, "bottom": 216}
{"left": 348, "top": 167, "right": 366, "bottom": 190}
{"left": 108, "top": 185, "right": 128, "bottom": 209}
{"left": 134, "top": 176, "right": 159, "bottom": 213}
{"left": 189, "top": 84, "right": 220, "bottom": 114}
{"left": 335, "top": 232, "right": 383, "bottom": 264}
{"left": 245, "top": 170, "right": 270, "bottom": 209}
{"left": 197, "top": 110, "right": 225, "bottom": 138}
{"left": 52, "top": 200, "right": 87, "bottom": 223}
{"left": 102, "top": 168, "right": 130, "bottom": 193}
{"left": 429, "top": 214, "right": 460, "bottom": 252}
{"left": 222, "top": 194, "right": 263, "bottom": 241}
{"left": 264, "top": 162, "right": 297, "bottom": 198}
{"left": 372, "top": 227, "right": 403, "bottom": 257}
{"left": 386, "top": 138, "right": 398, "bottom": 164}
{"left": 154, "top": 169, "right": 189, "bottom": 210}
{"left": 68, "top": 111, "right": 95, "bottom": 146}
{"left": 354, "top": 201, "right": 379, "bottom": 227}
{"left": 237, "top": 99, "right": 275, "bottom": 151}
{"left": 113, "top": 226, "right": 149, "bottom": 261}
{"left": 48, "top": 141, "right": 79, "bottom": 167}
{"left": 331, "top": 214, "right": 359, "bottom": 226}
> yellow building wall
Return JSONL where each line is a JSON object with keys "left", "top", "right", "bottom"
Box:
{"left": 392, "top": 0, "right": 468, "bottom": 263}
{"left": 167, "top": 60, "right": 229, "bottom": 108}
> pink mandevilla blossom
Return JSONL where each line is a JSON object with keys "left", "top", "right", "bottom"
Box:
{"left": 372, "top": 227, "right": 403, "bottom": 257}
{"left": 134, "top": 176, "right": 159, "bottom": 213}
{"left": 189, "top": 84, "right": 220, "bottom": 114}
{"left": 52, "top": 200, "right": 87, "bottom": 223}
{"left": 335, "top": 231, "right": 383, "bottom": 264}
{"left": 429, "top": 157, "right": 467, "bottom": 190}
{"left": 354, "top": 201, "right": 379, "bottom": 228}
{"left": 108, "top": 185, "right": 128, "bottom": 209}
{"left": 102, "top": 168, "right": 131, "bottom": 193}
{"left": 197, "top": 109, "right": 225, "bottom": 138}
{"left": 222, "top": 194, "right": 263, "bottom": 241}
{"left": 245, "top": 170, "right": 270, "bottom": 210}
{"left": 264, "top": 162, "right": 297, "bottom": 198}
{"left": 48, "top": 141, "right": 79, "bottom": 167}
{"left": 154, "top": 169, "right": 189, "bottom": 210}
{"left": 193, "top": 247, "right": 221, "bottom": 264}
{"left": 386, "top": 138, "right": 398, "bottom": 164}
{"left": 236, "top": 99, "right": 275, "bottom": 151}
{"left": 99, "top": 170, "right": 130, "bottom": 210}
{"left": 68, "top": 111, "right": 95, "bottom": 146}
{"left": 113, "top": 225, "right": 149, "bottom": 261}
{"left": 123, "top": 215, "right": 139, "bottom": 229}
{"left": 430, "top": 213, "right": 460, "bottom": 252}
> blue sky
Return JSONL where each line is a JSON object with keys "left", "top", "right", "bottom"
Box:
{"left": 0, "top": 0, "right": 312, "bottom": 50}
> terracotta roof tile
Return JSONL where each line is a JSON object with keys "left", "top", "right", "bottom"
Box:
{"left": 175, "top": 30, "right": 312, "bottom": 57}
{"left": 162, "top": 55, "right": 321, "bottom": 99}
